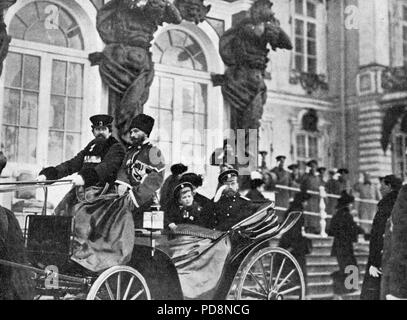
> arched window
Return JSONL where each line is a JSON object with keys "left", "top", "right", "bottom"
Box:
{"left": 146, "top": 29, "right": 210, "bottom": 173}
{"left": 1, "top": 1, "right": 88, "bottom": 168}
{"left": 9, "top": 1, "right": 84, "bottom": 50}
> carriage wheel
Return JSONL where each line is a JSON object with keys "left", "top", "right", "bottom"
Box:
{"left": 87, "top": 266, "right": 151, "bottom": 300}
{"left": 235, "top": 247, "right": 305, "bottom": 300}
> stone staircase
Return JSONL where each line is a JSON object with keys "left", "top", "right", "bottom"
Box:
{"left": 305, "top": 237, "right": 369, "bottom": 300}
{"left": 269, "top": 237, "right": 369, "bottom": 300}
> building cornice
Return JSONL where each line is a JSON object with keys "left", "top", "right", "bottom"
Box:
{"left": 266, "top": 91, "right": 337, "bottom": 112}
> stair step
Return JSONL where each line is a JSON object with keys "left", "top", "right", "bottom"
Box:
{"left": 307, "top": 280, "right": 364, "bottom": 296}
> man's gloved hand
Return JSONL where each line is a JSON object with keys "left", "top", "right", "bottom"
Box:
{"left": 72, "top": 175, "right": 85, "bottom": 186}
{"left": 37, "top": 175, "right": 47, "bottom": 182}
{"left": 369, "top": 266, "right": 382, "bottom": 278}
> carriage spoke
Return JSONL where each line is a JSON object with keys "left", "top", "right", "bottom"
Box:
{"left": 105, "top": 281, "right": 115, "bottom": 300}
{"left": 278, "top": 285, "right": 301, "bottom": 296}
{"left": 276, "top": 269, "right": 295, "bottom": 291}
{"left": 117, "top": 273, "right": 121, "bottom": 300}
{"left": 258, "top": 257, "right": 269, "bottom": 291}
{"left": 268, "top": 253, "right": 274, "bottom": 289}
{"left": 248, "top": 270, "right": 267, "bottom": 294}
{"left": 123, "top": 276, "right": 135, "bottom": 300}
{"left": 130, "top": 288, "right": 145, "bottom": 300}
{"left": 273, "top": 258, "right": 286, "bottom": 288}
{"left": 242, "top": 287, "right": 268, "bottom": 299}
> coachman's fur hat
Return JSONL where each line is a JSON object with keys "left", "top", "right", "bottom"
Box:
{"left": 129, "top": 114, "right": 155, "bottom": 136}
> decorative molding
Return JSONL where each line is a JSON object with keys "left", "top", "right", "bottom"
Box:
{"left": 289, "top": 70, "right": 328, "bottom": 94}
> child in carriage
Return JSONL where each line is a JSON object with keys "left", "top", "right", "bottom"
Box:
{"left": 165, "top": 182, "right": 210, "bottom": 231}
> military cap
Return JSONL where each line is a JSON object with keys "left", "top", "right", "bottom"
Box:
{"left": 218, "top": 169, "right": 239, "bottom": 184}
{"left": 276, "top": 155, "right": 287, "bottom": 162}
{"left": 173, "top": 182, "right": 194, "bottom": 200}
{"left": 90, "top": 114, "right": 113, "bottom": 128}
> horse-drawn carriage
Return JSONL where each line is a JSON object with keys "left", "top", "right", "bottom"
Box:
{"left": 0, "top": 181, "right": 305, "bottom": 300}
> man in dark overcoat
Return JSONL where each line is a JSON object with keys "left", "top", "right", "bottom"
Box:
{"left": 361, "top": 175, "right": 401, "bottom": 300}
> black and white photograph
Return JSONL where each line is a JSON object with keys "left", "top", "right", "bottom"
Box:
{"left": 0, "top": 0, "right": 406, "bottom": 307}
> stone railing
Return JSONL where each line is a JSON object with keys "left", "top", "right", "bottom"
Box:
{"left": 273, "top": 185, "right": 377, "bottom": 238}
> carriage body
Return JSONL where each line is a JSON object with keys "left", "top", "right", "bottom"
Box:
{"left": 2, "top": 198, "right": 305, "bottom": 301}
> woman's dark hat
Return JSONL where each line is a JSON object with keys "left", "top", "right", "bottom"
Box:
{"left": 288, "top": 164, "right": 299, "bottom": 170}
{"left": 171, "top": 163, "right": 188, "bottom": 176}
{"left": 276, "top": 155, "right": 286, "bottom": 162}
{"left": 317, "top": 167, "right": 327, "bottom": 174}
{"left": 383, "top": 175, "right": 402, "bottom": 191}
{"left": 90, "top": 114, "right": 113, "bottom": 128}
{"left": 306, "top": 160, "right": 318, "bottom": 167}
{"left": 129, "top": 114, "right": 155, "bottom": 136}
{"left": 173, "top": 182, "right": 194, "bottom": 200}
{"left": 218, "top": 169, "right": 239, "bottom": 184}
{"left": 180, "top": 173, "right": 204, "bottom": 188}
{"left": 337, "top": 168, "right": 349, "bottom": 175}
{"left": 336, "top": 191, "right": 355, "bottom": 208}
{"left": 294, "top": 192, "right": 312, "bottom": 204}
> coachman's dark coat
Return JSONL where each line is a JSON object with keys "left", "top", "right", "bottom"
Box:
{"left": 40, "top": 136, "right": 125, "bottom": 187}
{"left": 0, "top": 206, "right": 35, "bottom": 300}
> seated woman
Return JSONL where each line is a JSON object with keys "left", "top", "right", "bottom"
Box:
{"left": 165, "top": 182, "right": 210, "bottom": 230}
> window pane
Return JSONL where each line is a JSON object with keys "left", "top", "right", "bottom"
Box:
{"left": 52, "top": 60, "right": 67, "bottom": 95}
{"left": 308, "top": 40, "right": 316, "bottom": 56}
{"left": 160, "top": 142, "right": 172, "bottom": 165}
{"left": 308, "top": 58, "right": 317, "bottom": 73}
{"left": 48, "top": 131, "right": 64, "bottom": 164}
{"left": 159, "top": 78, "right": 173, "bottom": 109}
{"left": 159, "top": 109, "right": 173, "bottom": 141}
{"left": 148, "top": 77, "right": 159, "bottom": 107}
{"left": 21, "top": 91, "right": 39, "bottom": 127}
{"left": 295, "top": 55, "right": 304, "bottom": 71}
{"left": 68, "top": 63, "right": 83, "bottom": 98}
{"left": 3, "top": 89, "right": 20, "bottom": 125}
{"left": 2, "top": 126, "right": 18, "bottom": 162}
{"left": 155, "top": 31, "right": 171, "bottom": 51}
{"left": 403, "top": 6, "right": 407, "bottom": 21}
{"left": 65, "top": 133, "right": 80, "bottom": 160}
{"left": 194, "top": 52, "right": 207, "bottom": 71}
{"left": 182, "top": 82, "right": 194, "bottom": 112}
{"left": 295, "top": 20, "right": 304, "bottom": 36}
{"left": 161, "top": 47, "right": 194, "bottom": 69}
{"left": 182, "top": 113, "right": 194, "bottom": 144}
{"left": 4, "top": 53, "right": 22, "bottom": 88}
{"left": 25, "top": 22, "right": 68, "bottom": 47}
{"left": 296, "top": 135, "right": 306, "bottom": 158}
{"left": 308, "top": 136, "right": 318, "bottom": 158}
{"left": 23, "top": 55, "right": 40, "bottom": 91}
{"left": 295, "top": 38, "right": 304, "bottom": 54}
{"left": 396, "top": 136, "right": 403, "bottom": 157}
{"left": 307, "top": 23, "right": 316, "bottom": 39}
{"left": 307, "top": 1, "right": 316, "bottom": 18}
{"left": 169, "top": 30, "right": 187, "bottom": 47}
{"left": 18, "top": 128, "right": 37, "bottom": 163}
{"left": 196, "top": 84, "right": 207, "bottom": 114}
{"left": 195, "top": 114, "right": 205, "bottom": 136}
{"left": 295, "top": 0, "right": 304, "bottom": 14}
{"left": 50, "top": 96, "right": 66, "bottom": 129}
{"left": 67, "top": 98, "right": 82, "bottom": 131}
{"left": 181, "top": 143, "right": 194, "bottom": 167}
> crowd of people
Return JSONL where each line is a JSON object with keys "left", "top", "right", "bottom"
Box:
{"left": 1, "top": 112, "right": 407, "bottom": 300}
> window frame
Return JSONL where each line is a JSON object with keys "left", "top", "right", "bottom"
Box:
{"left": 402, "top": 4, "right": 407, "bottom": 66}
{"left": 294, "top": 130, "right": 322, "bottom": 173}
{"left": 392, "top": 130, "right": 407, "bottom": 180}
{"left": 292, "top": 0, "right": 318, "bottom": 74}
{"left": 0, "top": 39, "right": 90, "bottom": 172}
